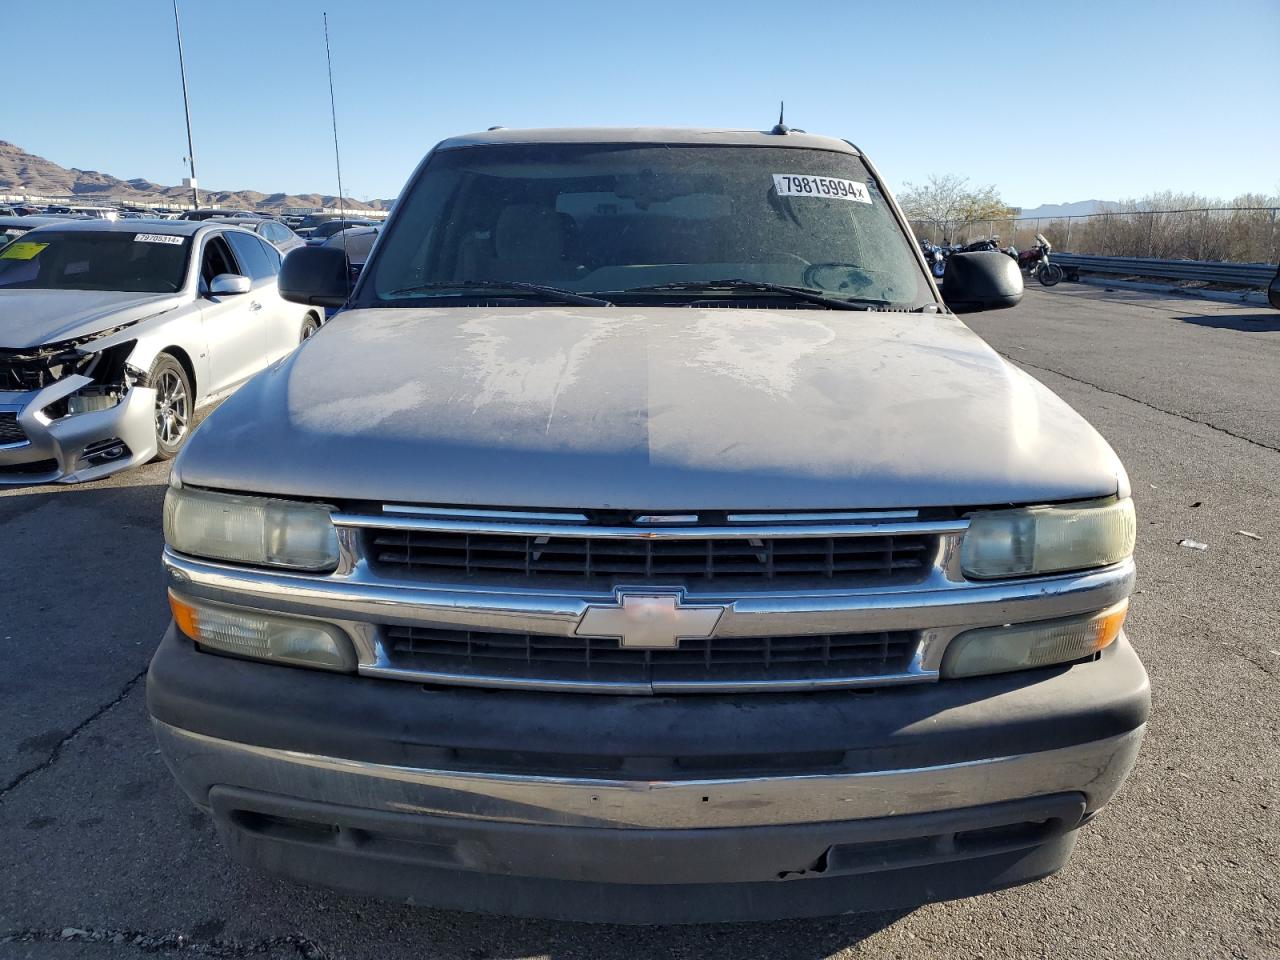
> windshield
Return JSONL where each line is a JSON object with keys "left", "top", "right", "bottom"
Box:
{"left": 0, "top": 230, "right": 191, "bottom": 292}
{"left": 363, "top": 143, "right": 931, "bottom": 308}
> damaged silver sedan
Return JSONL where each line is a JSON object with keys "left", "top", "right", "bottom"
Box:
{"left": 0, "top": 220, "right": 321, "bottom": 483}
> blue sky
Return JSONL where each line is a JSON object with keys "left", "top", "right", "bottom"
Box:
{"left": 8, "top": 0, "right": 1279, "bottom": 208}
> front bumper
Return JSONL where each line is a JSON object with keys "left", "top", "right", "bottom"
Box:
{"left": 148, "top": 624, "right": 1148, "bottom": 921}
{"left": 0, "top": 381, "right": 157, "bottom": 484}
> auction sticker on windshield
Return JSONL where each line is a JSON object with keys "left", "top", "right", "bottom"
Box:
{"left": 134, "top": 234, "right": 185, "bottom": 245}
{"left": 0, "top": 241, "right": 48, "bottom": 260}
{"left": 773, "top": 175, "right": 871, "bottom": 204}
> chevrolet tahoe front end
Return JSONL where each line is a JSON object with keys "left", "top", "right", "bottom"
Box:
{"left": 147, "top": 128, "right": 1148, "bottom": 923}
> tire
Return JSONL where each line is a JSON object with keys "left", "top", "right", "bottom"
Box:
{"left": 147, "top": 353, "right": 193, "bottom": 461}
{"left": 932, "top": 260, "right": 946, "bottom": 278}
{"left": 300, "top": 314, "right": 320, "bottom": 342}
{"left": 1038, "top": 263, "right": 1064, "bottom": 287}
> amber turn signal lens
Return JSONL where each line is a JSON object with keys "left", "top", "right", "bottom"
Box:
{"left": 167, "top": 589, "right": 356, "bottom": 672}
{"left": 1091, "top": 600, "right": 1129, "bottom": 653}
{"left": 169, "top": 589, "right": 201, "bottom": 639}
{"left": 942, "top": 598, "right": 1128, "bottom": 678}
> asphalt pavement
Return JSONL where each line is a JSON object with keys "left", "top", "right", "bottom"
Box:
{"left": 1, "top": 284, "right": 1277, "bottom": 959}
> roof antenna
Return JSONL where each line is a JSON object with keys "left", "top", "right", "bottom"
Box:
{"left": 771, "top": 101, "right": 790, "bottom": 136}
{"left": 323, "top": 11, "right": 351, "bottom": 301}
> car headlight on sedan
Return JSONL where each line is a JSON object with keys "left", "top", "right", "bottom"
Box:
{"left": 65, "top": 385, "right": 125, "bottom": 415}
{"left": 163, "top": 484, "right": 339, "bottom": 571}
{"left": 961, "top": 498, "right": 1135, "bottom": 579}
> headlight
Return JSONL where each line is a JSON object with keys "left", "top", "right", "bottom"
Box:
{"left": 42, "top": 386, "right": 125, "bottom": 420}
{"left": 961, "top": 498, "right": 1135, "bottom": 579}
{"left": 941, "top": 599, "right": 1128, "bottom": 678}
{"left": 169, "top": 590, "right": 355, "bottom": 672}
{"left": 163, "top": 485, "right": 339, "bottom": 571}
{"left": 66, "top": 386, "right": 124, "bottom": 415}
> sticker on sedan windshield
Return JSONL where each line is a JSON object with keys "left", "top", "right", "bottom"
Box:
{"left": 134, "top": 233, "right": 185, "bottom": 245}
{"left": 0, "top": 241, "right": 48, "bottom": 260}
{"left": 773, "top": 175, "right": 871, "bottom": 204}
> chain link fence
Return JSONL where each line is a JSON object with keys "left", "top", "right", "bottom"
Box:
{"left": 910, "top": 207, "right": 1280, "bottom": 265}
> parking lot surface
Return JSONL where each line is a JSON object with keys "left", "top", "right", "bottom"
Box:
{"left": 1, "top": 285, "right": 1277, "bottom": 959}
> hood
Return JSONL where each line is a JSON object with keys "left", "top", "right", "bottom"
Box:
{"left": 177, "top": 306, "right": 1126, "bottom": 511}
{"left": 0, "top": 289, "right": 183, "bottom": 349}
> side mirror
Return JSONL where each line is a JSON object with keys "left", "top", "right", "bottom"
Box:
{"left": 942, "top": 251, "right": 1023, "bottom": 313}
{"left": 279, "top": 246, "right": 349, "bottom": 308}
{"left": 209, "top": 273, "right": 251, "bottom": 296}
{"left": 1268, "top": 266, "right": 1280, "bottom": 311}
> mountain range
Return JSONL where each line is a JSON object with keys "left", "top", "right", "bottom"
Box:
{"left": 1015, "top": 200, "right": 1109, "bottom": 219}
{"left": 2, "top": 140, "right": 1114, "bottom": 221}
{"left": 0, "top": 141, "right": 395, "bottom": 212}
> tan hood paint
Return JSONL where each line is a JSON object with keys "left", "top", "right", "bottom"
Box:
{"left": 176, "top": 306, "right": 1125, "bottom": 510}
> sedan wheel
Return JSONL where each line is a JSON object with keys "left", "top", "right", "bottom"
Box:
{"left": 148, "top": 354, "right": 193, "bottom": 460}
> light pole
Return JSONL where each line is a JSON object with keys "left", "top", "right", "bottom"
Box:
{"left": 172, "top": 0, "right": 200, "bottom": 209}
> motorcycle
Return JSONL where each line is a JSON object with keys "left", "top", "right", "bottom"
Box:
{"left": 1017, "top": 234, "right": 1064, "bottom": 286}
{"left": 919, "top": 239, "right": 947, "bottom": 278}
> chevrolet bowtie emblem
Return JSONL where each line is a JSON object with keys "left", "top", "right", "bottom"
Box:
{"left": 575, "top": 592, "right": 725, "bottom": 650}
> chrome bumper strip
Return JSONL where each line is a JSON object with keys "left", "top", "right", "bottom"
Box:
{"left": 153, "top": 721, "right": 1146, "bottom": 829}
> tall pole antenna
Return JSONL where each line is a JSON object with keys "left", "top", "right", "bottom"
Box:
{"left": 172, "top": 0, "right": 200, "bottom": 209}
{"left": 323, "top": 13, "right": 348, "bottom": 221}
{"left": 323, "top": 11, "right": 351, "bottom": 297}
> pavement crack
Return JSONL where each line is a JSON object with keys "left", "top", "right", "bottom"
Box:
{"left": 0, "top": 928, "right": 327, "bottom": 958}
{"left": 1000, "top": 354, "right": 1280, "bottom": 454}
{"left": 0, "top": 666, "right": 148, "bottom": 802}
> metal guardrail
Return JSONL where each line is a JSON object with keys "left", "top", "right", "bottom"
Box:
{"left": 1051, "top": 254, "right": 1277, "bottom": 289}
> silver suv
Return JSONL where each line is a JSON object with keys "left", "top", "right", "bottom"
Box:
{"left": 147, "top": 128, "right": 1147, "bottom": 923}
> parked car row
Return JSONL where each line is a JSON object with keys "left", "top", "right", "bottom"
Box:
{"left": 0, "top": 214, "right": 85, "bottom": 247}
{"left": 210, "top": 216, "right": 306, "bottom": 254}
{"left": 1, "top": 202, "right": 381, "bottom": 249}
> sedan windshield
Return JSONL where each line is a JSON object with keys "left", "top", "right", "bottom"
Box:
{"left": 0, "top": 231, "right": 190, "bottom": 292}
{"left": 364, "top": 143, "right": 931, "bottom": 308}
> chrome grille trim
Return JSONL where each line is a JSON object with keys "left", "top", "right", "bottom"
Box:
{"left": 163, "top": 502, "right": 1136, "bottom": 696}
{"left": 726, "top": 510, "right": 920, "bottom": 523}
{"left": 381, "top": 504, "right": 590, "bottom": 523}
{"left": 334, "top": 512, "right": 968, "bottom": 540}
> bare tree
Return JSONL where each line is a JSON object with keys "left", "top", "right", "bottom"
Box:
{"left": 898, "top": 175, "right": 1015, "bottom": 239}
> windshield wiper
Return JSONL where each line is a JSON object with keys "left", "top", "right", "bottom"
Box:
{"left": 612, "top": 279, "right": 890, "bottom": 311}
{"left": 383, "top": 280, "right": 612, "bottom": 307}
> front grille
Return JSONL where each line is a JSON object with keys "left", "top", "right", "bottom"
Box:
{"left": 0, "top": 458, "right": 57, "bottom": 477}
{"left": 0, "top": 413, "right": 27, "bottom": 445}
{"left": 384, "top": 625, "right": 918, "bottom": 689}
{"left": 368, "top": 529, "right": 936, "bottom": 587}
